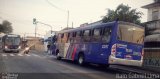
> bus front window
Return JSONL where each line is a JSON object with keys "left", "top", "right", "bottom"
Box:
{"left": 118, "top": 24, "right": 144, "bottom": 44}
{"left": 5, "top": 37, "right": 21, "bottom": 45}
{"left": 14, "top": 37, "right": 21, "bottom": 45}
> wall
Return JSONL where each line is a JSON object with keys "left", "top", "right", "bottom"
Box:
{"left": 147, "top": 6, "right": 160, "bottom": 21}
{"left": 143, "top": 48, "right": 160, "bottom": 72}
{"left": 26, "top": 38, "right": 45, "bottom": 52}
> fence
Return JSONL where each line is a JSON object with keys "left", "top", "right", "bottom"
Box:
{"left": 143, "top": 48, "right": 160, "bottom": 72}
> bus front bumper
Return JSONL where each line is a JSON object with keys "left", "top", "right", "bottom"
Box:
{"left": 109, "top": 56, "right": 143, "bottom": 67}
{"left": 4, "top": 48, "right": 20, "bottom": 52}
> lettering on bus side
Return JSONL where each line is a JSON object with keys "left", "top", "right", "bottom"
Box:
{"left": 102, "top": 45, "right": 108, "bottom": 48}
{"left": 117, "top": 44, "right": 127, "bottom": 49}
{"left": 126, "top": 49, "right": 133, "bottom": 52}
{"left": 133, "top": 52, "right": 141, "bottom": 56}
{"left": 81, "top": 44, "right": 86, "bottom": 51}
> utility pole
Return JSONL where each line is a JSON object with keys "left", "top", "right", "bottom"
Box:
{"left": 35, "top": 23, "right": 37, "bottom": 37}
{"left": 45, "top": 0, "right": 70, "bottom": 30}
{"left": 67, "top": 10, "right": 69, "bottom": 29}
{"left": 72, "top": 22, "right": 73, "bottom": 28}
{"left": 33, "top": 18, "right": 53, "bottom": 36}
{"left": 33, "top": 18, "right": 37, "bottom": 37}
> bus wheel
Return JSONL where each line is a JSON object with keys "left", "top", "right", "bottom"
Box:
{"left": 56, "top": 52, "right": 61, "bottom": 60}
{"left": 3, "top": 50, "right": 7, "bottom": 53}
{"left": 78, "top": 54, "right": 85, "bottom": 65}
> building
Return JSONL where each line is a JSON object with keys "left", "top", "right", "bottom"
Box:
{"left": 141, "top": 0, "right": 160, "bottom": 72}
{"left": 142, "top": 0, "right": 160, "bottom": 47}
{"left": 142, "top": 0, "right": 160, "bottom": 21}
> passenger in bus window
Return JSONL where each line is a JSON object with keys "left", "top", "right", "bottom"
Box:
{"left": 92, "top": 28, "right": 101, "bottom": 42}
{"left": 102, "top": 27, "right": 111, "bottom": 43}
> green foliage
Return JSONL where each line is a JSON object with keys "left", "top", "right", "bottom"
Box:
{"left": 0, "top": 20, "right": 13, "bottom": 33}
{"left": 102, "top": 4, "right": 143, "bottom": 25}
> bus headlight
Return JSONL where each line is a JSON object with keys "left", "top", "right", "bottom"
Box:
{"left": 111, "top": 44, "right": 117, "bottom": 57}
{"left": 18, "top": 46, "right": 21, "bottom": 49}
{"left": 25, "top": 47, "right": 29, "bottom": 50}
{"left": 5, "top": 46, "right": 8, "bottom": 49}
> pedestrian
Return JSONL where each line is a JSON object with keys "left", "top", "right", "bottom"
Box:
{"left": 47, "top": 41, "right": 51, "bottom": 55}
{"left": 51, "top": 35, "right": 57, "bottom": 55}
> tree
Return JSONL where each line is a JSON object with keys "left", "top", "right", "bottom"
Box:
{"left": 102, "top": 4, "right": 143, "bottom": 25}
{"left": 0, "top": 20, "right": 13, "bottom": 33}
{"left": 154, "top": 0, "right": 160, "bottom": 3}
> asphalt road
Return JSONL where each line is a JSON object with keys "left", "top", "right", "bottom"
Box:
{"left": 0, "top": 50, "right": 159, "bottom": 79}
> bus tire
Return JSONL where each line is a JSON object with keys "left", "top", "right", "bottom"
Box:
{"left": 56, "top": 52, "right": 61, "bottom": 60}
{"left": 78, "top": 53, "right": 85, "bottom": 66}
{"left": 3, "top": 50, "right": 7, "bottom": 53}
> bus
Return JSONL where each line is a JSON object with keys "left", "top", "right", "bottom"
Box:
{"left": 54, "top": 21, "right": 144, "bottom": 67}
{"left": 2, "top": 34, "right": 21, "bottom": 53}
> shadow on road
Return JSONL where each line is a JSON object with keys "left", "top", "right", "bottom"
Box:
{"left": 52, "top": 58, "right": 132, "bottom": 74}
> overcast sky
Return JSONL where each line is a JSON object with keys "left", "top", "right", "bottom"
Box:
{"left": 0, "top": 0, "right": 153, "bottom": 36}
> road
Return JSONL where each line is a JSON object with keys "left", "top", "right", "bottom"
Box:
{"left": 0, "top": 50, "right": 159, "bottom": 79}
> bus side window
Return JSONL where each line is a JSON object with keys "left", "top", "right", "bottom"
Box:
{"left": 58, "top": 34, "right": 61, "bottom": 43}
{"left": 83, "top": 29, "right": 91, "bottom": 42}
{"left": 92, "top": 28, "right": 101, "bottom": 42}
{"left": 67, "top": 33, "right": 70, "bottom": 43}
{"left": 63, "top": 33, "right": 68, "bottom": 43}
{"left": 102, "top": 27, "right": 111, "bottom": 43}
{"left": 61, "top": 33, "right": 64, "bottom": 43}
{"left": 70, "top": 32, "right": 74, "bottom": 43}
{"left": 73, "top": 32, "right": 76, "bottom": 43}
{"left": 74, "top": 31, "right": 81, "bottom": 43}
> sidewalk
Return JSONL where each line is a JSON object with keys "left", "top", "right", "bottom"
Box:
{"left": 111, "top": 65, "right": 160, "bottom": 74}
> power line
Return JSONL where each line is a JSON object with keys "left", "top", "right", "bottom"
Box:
{"left": 45, "top": 0, "right": 66, "bottom": 12}
{"left": 45, "top": 0, "right": 70, "bottom": 29}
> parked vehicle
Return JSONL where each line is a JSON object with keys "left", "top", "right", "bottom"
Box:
{"left": 54, "top": 21, "right": 144, "bottom": 67}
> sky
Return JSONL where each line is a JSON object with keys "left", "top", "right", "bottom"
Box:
{"left": 0, "top": 0, "right": 153, "bottom": 37}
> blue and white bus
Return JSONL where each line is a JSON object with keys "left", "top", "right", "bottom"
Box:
{"left": 54, "top": 21, "right": 144, "bottom": 67}
{"left": 2, "top": 34, "right": 21, "bottom": 53}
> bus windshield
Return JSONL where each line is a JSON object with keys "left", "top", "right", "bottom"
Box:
{"left": 118, "top": 24, "right": 144, "bottom": 44}
{"left": 5, "top": 37, "right": 21, "bottom": 45}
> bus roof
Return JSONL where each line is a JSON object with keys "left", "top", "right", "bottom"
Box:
{"left": 58, "top": 21, "right": 144, "bottom": 34}
{"left": 5, "top": 34, "right": 20, "bottom": 37}
{"left": 0, "top": 33, "right": 5, "bottom": 37}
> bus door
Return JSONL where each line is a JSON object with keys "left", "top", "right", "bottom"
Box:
{"left": 100, "top": 27, "right": 112, "bottom": 63}
{"left": 89, "top": 27, "right": 112, "bottom": 63}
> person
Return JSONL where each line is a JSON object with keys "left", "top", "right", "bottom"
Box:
{"left": 24, "top": 44, "right": 30, "bottom": 54}
{"left": 51, "top": 35, "right": 57, "bottom": 55}
{"left": 47, "top": 40, "right": 51, "bottom": 54}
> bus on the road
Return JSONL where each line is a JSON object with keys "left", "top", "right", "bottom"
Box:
{"left": 2, "top": 34, "right": 21, "bottom": 53}
{"left": 54, "top": 21, "right": 144, "bottom": 67}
